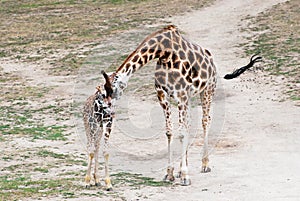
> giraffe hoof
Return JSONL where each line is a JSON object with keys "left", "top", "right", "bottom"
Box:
{"left": 201, "top": 166, "right": 211, "bottom": 173}
{"left": 85, "top": 184, "right": 91, "bottom": 189}
{"left": 106, "top": 187, "right": 113, "bottom": 191}
{"left": 176, "top": 171, "right": 182, "bottom": 178}
{"left": 163, "top": 174, "right": 175, "bottom": 182}
{"left": 180, "top": 178, "right": 191, "bottom": 186}
{"left": 95, "top": 182, "right": 101, "bottom": 187}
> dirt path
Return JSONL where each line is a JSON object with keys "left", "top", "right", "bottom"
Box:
{"left": 98, "top": 0, "right": 300, "bottom": 200}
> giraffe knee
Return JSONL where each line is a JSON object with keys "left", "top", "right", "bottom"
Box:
{"left": 202, "top": 116, "right": 211, "bottom": 126}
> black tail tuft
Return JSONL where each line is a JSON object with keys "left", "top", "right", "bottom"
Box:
{"left": 224, "top": 54, "right": 262, "bottom": 80}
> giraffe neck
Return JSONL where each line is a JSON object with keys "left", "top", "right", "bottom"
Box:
{"left": 116, "top": 25, "right": 178, "bottom": 80}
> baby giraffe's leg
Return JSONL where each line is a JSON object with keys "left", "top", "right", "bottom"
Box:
{"left": 103, "top": 122, "right": 113, "bottom": 191}
{"left": 85, "top": 151, "right": 94, "bottom": 188}
{"left": 93, "top": 140, "right": 101, "bottom": 186}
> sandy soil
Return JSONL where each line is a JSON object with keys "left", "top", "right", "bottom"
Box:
{"left": 96, "top": 0, "right": 300, "bottom": 200}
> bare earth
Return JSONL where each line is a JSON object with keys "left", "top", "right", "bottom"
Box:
{"left": 1, "top": 0, "right": 300, "bottom": 200}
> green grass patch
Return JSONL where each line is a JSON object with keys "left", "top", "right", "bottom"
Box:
{"left": 1, "top": 124, "right": 67, "bottom": 141}
{"left": 0, "top": 174, "right": 80, "bottom": 200}
{"left": 0, "top": 105, "right": 68, "bottom": 141}
{"left": 33, "top": 167, "right": 49, "bottom": 173}
{"left": 111, "top": 172, "right": 171, "bottom": 187}
{"left": 37, "top": 149, "right": 66, "bottom": 159}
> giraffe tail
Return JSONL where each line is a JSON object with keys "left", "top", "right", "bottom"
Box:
{"left": 223, "top": 54, "right": 262, "bottom": 79}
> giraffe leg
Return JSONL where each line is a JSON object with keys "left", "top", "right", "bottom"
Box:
{"left": 103, "top": 122, "right": 113, "bottom": 191}
{"left": 178, "top": 101, "right": 191, "bottom": 186}
{"left": 156, "top": 87, "right": 174, "bottom": 182}
{"left": 85, "top": 151, "right": 94, "bottom": 188}
{"left": 200, "top": 90, "right": 213, "bottom": 173}
{"left": 93, "top": 142, "right": 101, "bottom": 186}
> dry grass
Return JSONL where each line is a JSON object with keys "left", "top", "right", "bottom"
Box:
{"left": 0, "top": 0, "right": 214, "bottom": 75}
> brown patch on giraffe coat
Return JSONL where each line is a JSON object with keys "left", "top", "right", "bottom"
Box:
{"left": 183, "top": 61, "right": 190, "bottom": 69}
{"left": 125, "top": 63, "right": 130, "bottom": 71}
{"left": 156, "top": 35, "right": 163, "bottom": 42}
{"left": 194, "top": 80, "right": 200, "bottom": 88}
{"left": 168, "top": 71, "right": 180, "bottom": 84}
{"left": 164, "top": 32, "right": 171, "bottom": 39}
{"left": 187, "top": 50, "right": 195, "bottom": 63}
{"left": 174, "top": 77, "right": 187, "bottom": 90}
{"left": 173, "top": 61, "right": 180, "bottom": 69}
{"left": 149, "top": 47, "right": 155, "bottom": 54}
{"left": 173, "top": 34, "right": 181, "bottom": 45}
{"left": 201, "top": 69, "right": 207, "bottom": 79}
{"left": 155, "top": 74, "right": 166, "bottom": 85}
{"left": 161, "top": 51, "right": 171, "bottom": 62}
{"left": 195, "top": 52, "right": 203, "bottom": 63}
{"left": 173, "top": 43, "right": 179, "bottom": 51}
{"left": 132, "top": 54, "right": 139, "bottom": 63}
{"left": 140, "top": 47, "right": 147, "bottom": 55}
{"left": 172, "top": 53, "right": 178, "bottom": 62}
{"left": 192, "top": 44, "right": 198, "bottom": 50}
{"left": 202, "top": 62, "right": 207, "bottom": 71}
{"left": 157, "top": 90, "right": 165, "bottom": 101}
{"left": 200, "top": 47, "right": 204, "bottom": 55}
{"left": 192, "top": 65, "right": 199, "bottom": 78}
{"left": 138, "top": 57, "right": 144, "bottom": 65}
{"left": 126, "top": 69, "right": 132, "bottom": 76}
{"left": 162, "top": 38, "right": 171, "bottom": 49}
{"left": 181, "top": 67, "right": 187, "bottom": 75}
{"left": 200, "top": 81, "right": 207, "bottom": 90}
{"left": 149, "top": 54, "right": 153, "bottom": 60}
{"left": 155, "top": 49, "right": 162, "bottom": 59}
{"left": 205, "top": 49, "right": 211, "bottom": 56}
{"left": 179, "top": 50, "right": 186, "bottom": 60}
{"left": 143, "top": 55, "right": 148, "bottom": 64}
{"left": 205, "top": 57, "right": 209, "bottom": 64}
{"left": 186, "top": 75, "right": 192, "bottom": 83}
{"left": 181, "top": 40, "right": 187, "bottom": 51}
{"left": 167, "top": 84, "right": 173, "bottom": 91}
{"left": 148, "top": 39, "right": 156, "bottom": 46}
{"left": 208, "top": 65, "right": 212, "bottom": 77}
{"left": 132, "top": 64, "right": 136, "bottom": 73}
{"left": 186, "top": 41, "right": 192, "bottom": 49}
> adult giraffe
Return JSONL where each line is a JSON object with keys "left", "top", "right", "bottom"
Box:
{"left": 103, "top": 25, "right": 261, "bottom": 185}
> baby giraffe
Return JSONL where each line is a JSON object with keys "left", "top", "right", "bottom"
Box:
{"left": 83, "top": 72, "right": 114, "bottom": 190}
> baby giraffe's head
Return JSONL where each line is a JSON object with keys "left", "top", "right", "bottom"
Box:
{"left": 93, "top": 83, "right": 114, "bottom": 123}
{"left": 101, "top": 70, "right": 127, "bottom": 100}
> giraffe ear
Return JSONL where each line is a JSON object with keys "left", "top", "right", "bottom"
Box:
{"left": 101, "top": 71, "right": 113, "bottom": 99}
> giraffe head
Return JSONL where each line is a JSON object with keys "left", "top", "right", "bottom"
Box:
{"left": 102, "top": 71, "right": 127, "bottom": 100}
